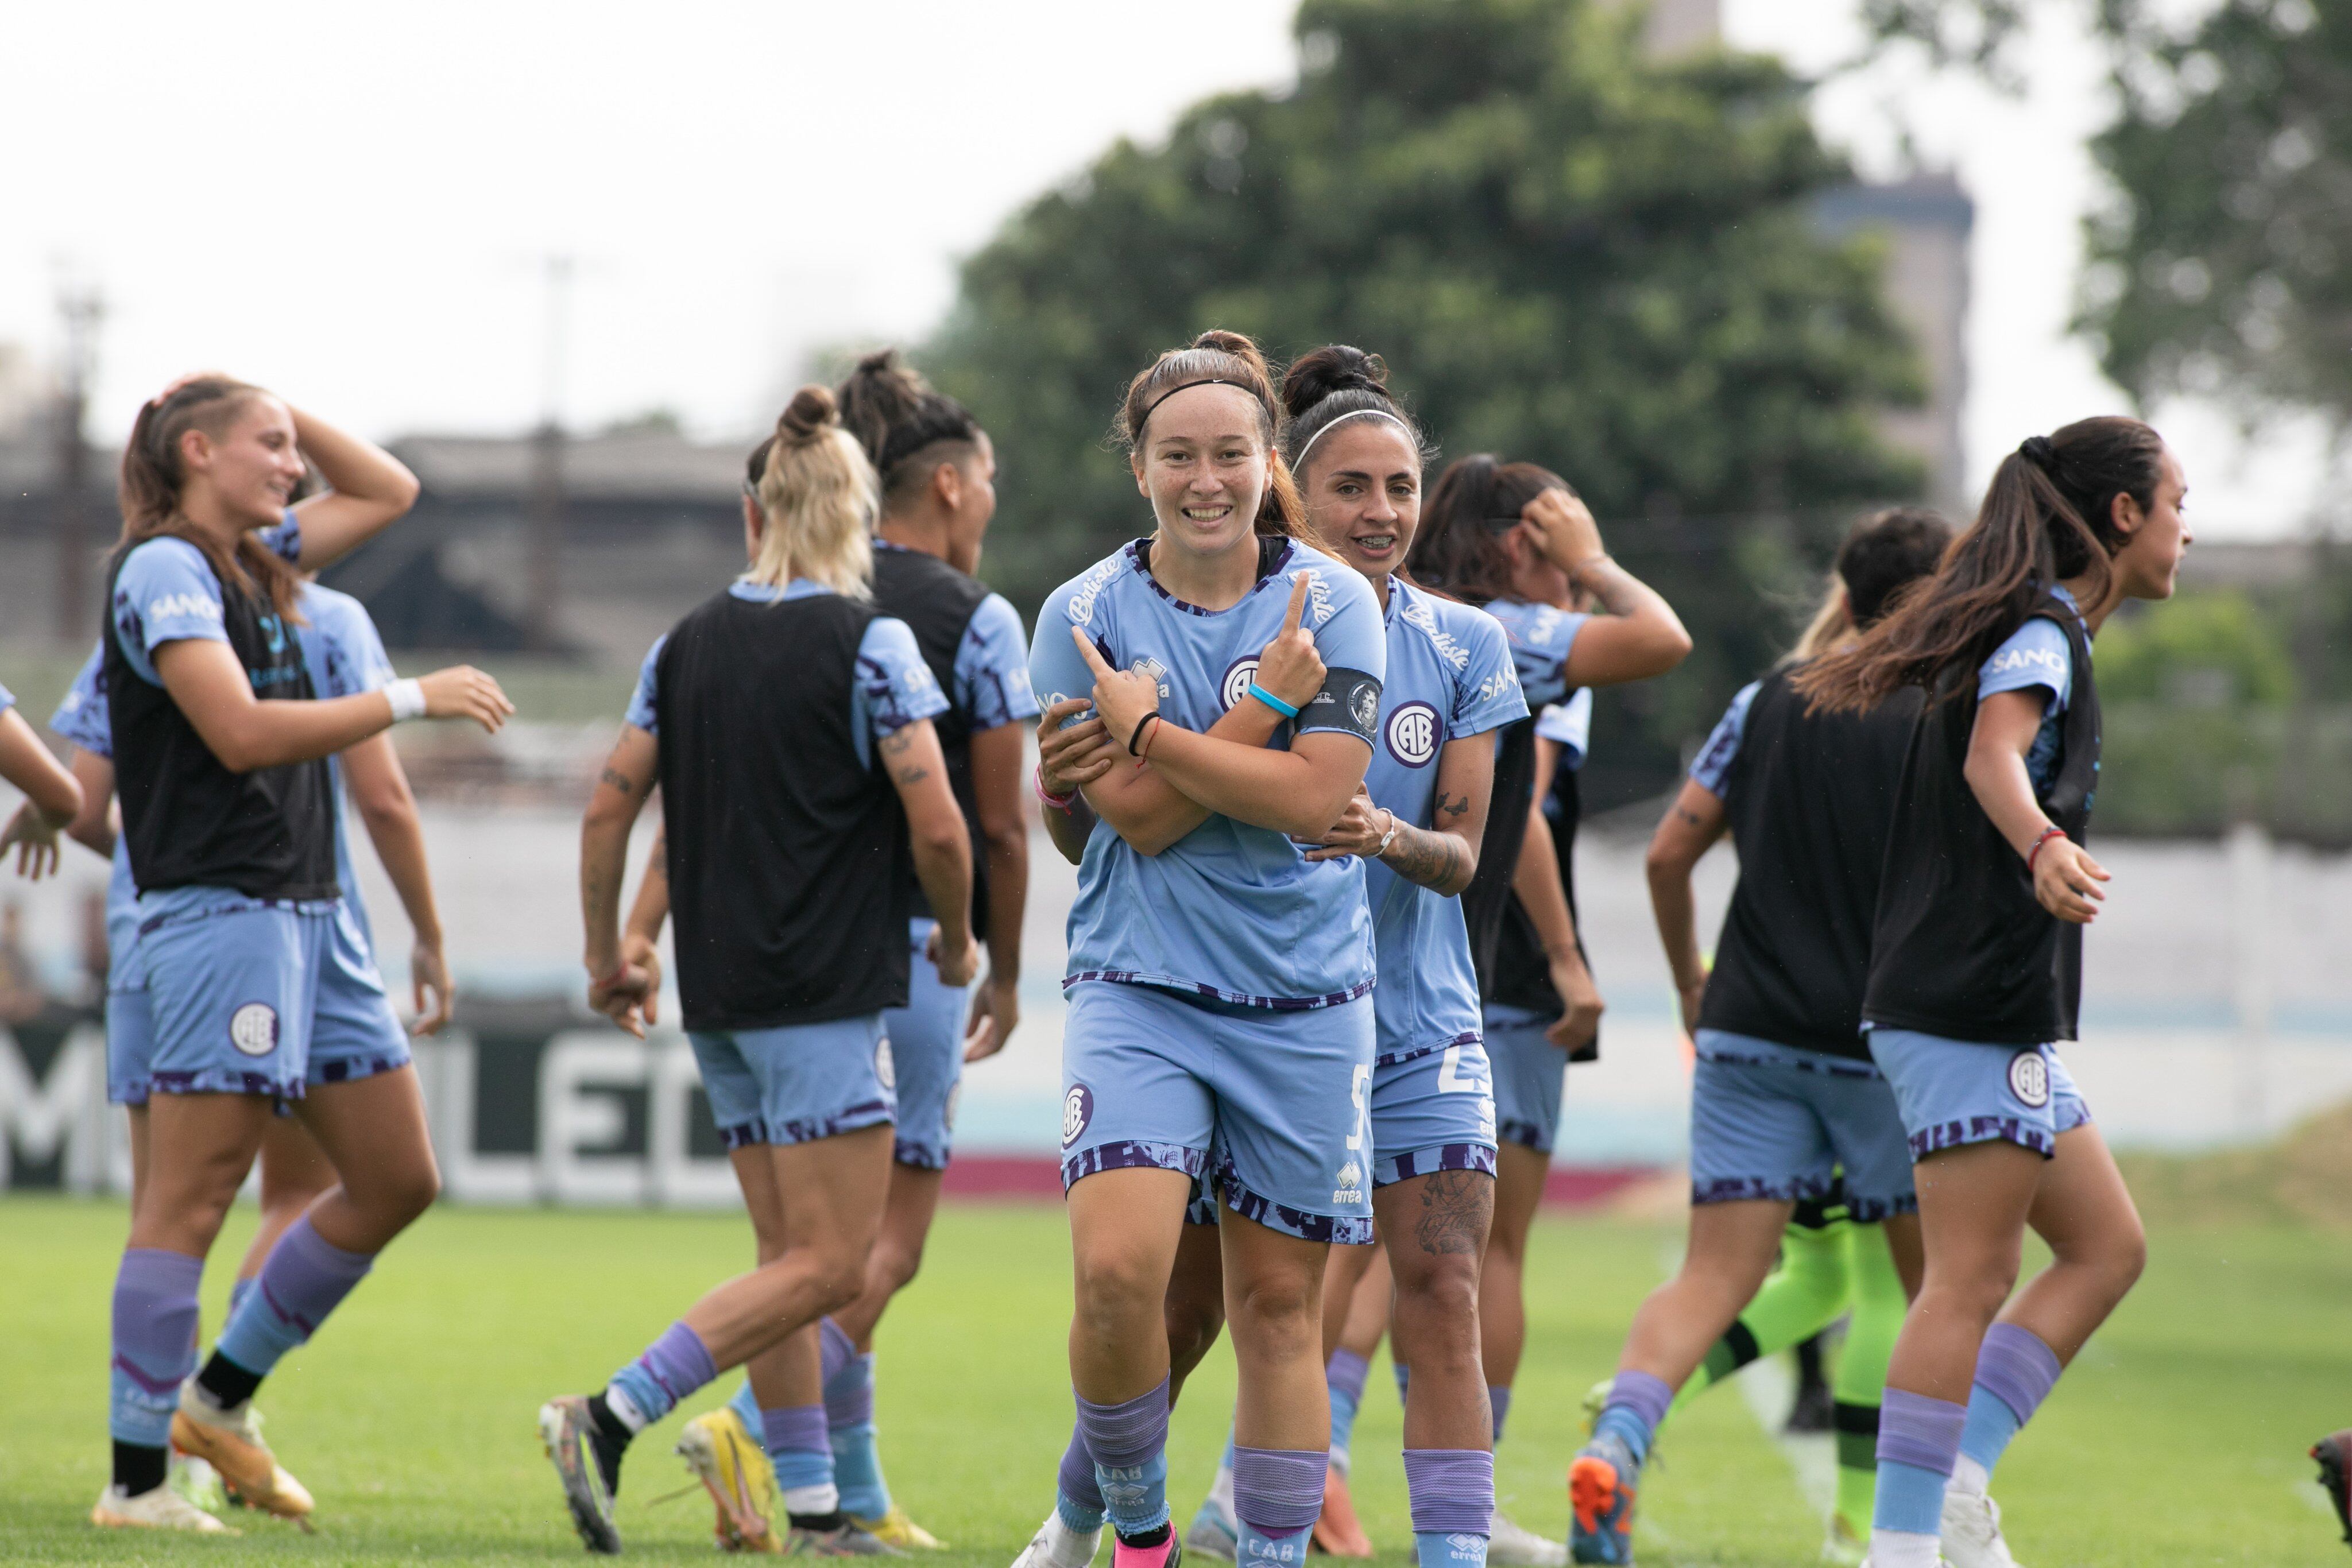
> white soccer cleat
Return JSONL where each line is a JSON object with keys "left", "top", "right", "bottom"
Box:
{"left": 169, "top": 1450, "right": 228, "bottom": 1516}
{"left": 1012, "top": 1508, "right": 1103, "bottom": 1568}
{"left": 1938, "top": 1487, "right": 2020, "bottom": 1567}
{"left": 171, "top": 1380, "right": 314, "bottom": 1522}
{"left": 1487, "top": 1508, "right": 1569, "bottom": 1567}
{"left": 91, "top": 1481, "right": 238, "bottom": 1534}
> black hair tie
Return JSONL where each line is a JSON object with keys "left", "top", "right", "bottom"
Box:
{"left": 2017, "top": 435, "right": 2057, "bottom": 470}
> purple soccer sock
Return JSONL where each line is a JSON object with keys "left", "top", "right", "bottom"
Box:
{"left": 763, "top": 1403, "right": 836, "bottom": 1505}
{"left": 1403, "top": 1448, "right": 1495, "bottom": 1535}
{"left": 1077, "top": 1379, "right": 1170, "bottom": 1538}
{"left": 604, "top": 1320, "right": 718, "bottom": 1431}
{"left": 1959, "top": 1323, "right": 2063, "bottom": 1477}
{"left": 819, "top": 1315, "right": 856, "bottom": 1388}
{"left": 1057, "top": 1423, "right": 1107, "bottom": 1528}
{"left": 1234, "top": 1446, "right": 1325, "bottom": 1565}
{"left": 110, "top": 1249, "right": 203, "bottom": 1447}
{"left": 1328, "top": 1349, "right": 1371, "bottom": 1404}
{"left": 1593, "top": 1370, "right": 1672, "bottom": 1465}
{"left": 1873, "top": 1387, "right": 1967, "bottom": 1537}
{"left": 211, "top": 1215, "right": 374, "bottom": 1378}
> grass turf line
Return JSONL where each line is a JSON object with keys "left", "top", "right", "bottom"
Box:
{"left": 1, "top": 1198, "right": 2345, "bottom": 1565}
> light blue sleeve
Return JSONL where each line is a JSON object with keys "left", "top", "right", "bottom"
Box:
{"left": 1449, "top": 608, "right": 1530, "bottom": 740}
{"left": 343, "top": 604, "right": 397, "bottom": 694}
{"left": 1294, "top": 563, "right": 1386, "bottom": 741}
{"left": 258, "top": 510, "right": 302, "bottom": 563}
{"left": 856, "top": 616, "right": 950, "bottom": 746}
{"left": 1028, "top": 576, "right": 1104, "bottom": 731}
{"left": 1536, "top": 687, "right": 1594, "bottom": 769}
{"left": 1688, "top": 680, "right": 1762, "bottom": 797}
{"left": 956, "top": 592, "right": 1041, "bottom": 730}
{"left": 50, "top": 645, "right": 110, "bottom": 756}
{"left": 1978, "top": 617, "right": 2072, "bottom": 714}
{"left": 113, "top": 538, "right": 228, "bottom": 686}
{"left": 0, "top": 680, "right": 12, "bottom": 717}
{"left": 624, "top": 636, "right": 666, "bottom": 734}
{"left": 1496, "top": 601, "right": 1589, "bottom": 707}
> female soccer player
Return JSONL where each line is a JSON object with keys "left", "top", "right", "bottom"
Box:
{"left": 1569, "top": 508, "right": 1951, "bottom": 1565}
{"left": 1403, "top": 460, "right": 1688, "bottom": 1558}
{"left": 644, "top": 350, "right": 1035, "bottom": 1549}
{"left": 0, "top": 679, "right": 83, "bottom": 875}
{"left": 94, "top": 374, "right": 509, "bottom": 1534}
{"left": 544, "top": 385, "right": 976, "bottom": 1557}
{"left": 1794, "top": 420, "right": 2183, "bottom": 1568}
{"left": 1022, "top": 330, "right": 1386, "bottom": 1568}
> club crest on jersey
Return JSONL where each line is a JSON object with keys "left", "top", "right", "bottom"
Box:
{"left": 875, "top": 1036, "right": 896, "bottom": 1092}
{"left": 1062, "top": 1083, "right": 1094, "bottom": 1148}
{"left": 2007, "top": 1050, "right": 2051, "bottom": 1109}
{"left": 1129, "top": 655, "right": 1171, "bottom": 698}
{"left": 1221, "top": 656, "right": 1262, "bottom": 712}
{"left": 1385, "top": 700, "right": 1440, "bottom": 767}
{"left": 228, "top": 1002, "right": 278, "bottom": 1058}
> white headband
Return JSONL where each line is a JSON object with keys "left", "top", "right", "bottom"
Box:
{"left": 1293, "top": 408, "right": 1413, "bottom": 471}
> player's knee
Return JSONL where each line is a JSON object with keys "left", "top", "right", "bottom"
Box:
{"left": 1073, "top": 1246, "right": 1166, "bottom": 1331}
{"left": 1163, "top": 1288, "right": 1226, "bottom": 1375}
{"left": 1226, "top": 1270, "right": 1320, "bottom": 1354}
{"left": 875, "top": 1234, "right": 926, "bottom": 1295}
{"left": 372, "top": 1157, "right": 441, "bottom": 1228}
{"left": 1392, "top": 1259, "right": 1480, "bottom": 1364}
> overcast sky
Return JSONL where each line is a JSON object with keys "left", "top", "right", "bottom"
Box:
{"left": 0, "top": 0, "right": 2324, "bottom": 537}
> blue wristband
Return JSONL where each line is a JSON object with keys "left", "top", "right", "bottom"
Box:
{"left": 1247, "top": 683, "right": 1300, "bottom": 720}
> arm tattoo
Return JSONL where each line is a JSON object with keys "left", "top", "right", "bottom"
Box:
{"left": 598, "top": 766, "right": 634, "bottom": 795}
{"left": 891, "top": 764, "right": 931, "bottom": 785}
{"left": 1383, "top": 820, "right": 1467, "bottom": 892}
{"left": 1434, "top": 790, "right": 1469, "bottom": 820}
{"left": 1675, "top": 807, "right": 1703, "bottom": 826}
{"left": 1413, "top": 1168, "right": 1494, "bottom": 1257}
{"left": 879, "top": 730, "right": 915, "bottom": 756}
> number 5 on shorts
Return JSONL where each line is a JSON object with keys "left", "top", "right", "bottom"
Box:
{"left": 1345, "top": 1063, "right": 1371, "bottom": 1151}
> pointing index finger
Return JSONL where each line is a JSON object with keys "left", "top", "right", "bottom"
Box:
{"left": 1284, "top": 571, "right": 1312, "bottom": 635}
{"left": 1070, "top": 625, "right": 1115, "bottom": 676}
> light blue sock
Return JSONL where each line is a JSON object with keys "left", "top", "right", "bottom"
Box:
{"left": 763, "top": 1404, "right": 835, "bottom": 1513}
{"left": 728, "top": 1378, "right": 761, "bottom": 1434}
{"left": 826, "top": 1351, "right": 889, "bottom": 1518}
{"left": 1078, "top": 1380, "right": 1170, "bottom": 1539}
{"left": 1958, "top": 1384, "right": 2022, "bottom": 1475}
{"left": 1406, "top": 1449, "right": 1492, "bottom": 1568}
{"left": 1592, "top": 1370, "right": 1672, "bottom": 1469}
{"left": 227, "top": 1277, "right": 255, "bottom": 1321}
{"left": 1235, "top": 1446, "right": 1323, "bottom": 1567}
{"left": 1417, "top": 1530, "right": 1490, "bottom": 1568}
{"left": 1873, "top": 1388, "right": 1966, "bottom": 1536}
{"left": 212, "top": 1216, "right": 373, "bottom": 1378}
{"left": 1394, "top": 1361, "right": 1411, "bottom": 1407}
{"left": 1873, "top": 1460, "right": 1949, "bottom": 1536}
{"left": 1326, "top": 1349, "right": 1369, "bottom": 1472}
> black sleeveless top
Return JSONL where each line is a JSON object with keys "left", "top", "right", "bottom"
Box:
{"left": 1862, "top": 593, "right": 2100, "bottom": 1046}
{"left": 1698, "top": 666, "right": 1921, "bottom": 1059}
{"left": 655, "top": 587, "right": 912, "bottom": 1030}
{"left": 105, "top": 543, "right": 337, "bottom": 900}
{"left": 871, "top": 545, "right": 995, "bottom": 942}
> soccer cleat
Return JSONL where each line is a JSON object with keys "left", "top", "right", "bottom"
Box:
{"left": 677, "top": 1406, "right": 784, "bottom": 1552}
{"left": 1937, "top": 1486, "right": 2020, "bottom": 1568}
{"left": 2314, "top": 1430, "right": 2352, "bottom": 1548}
{"left": 855, "top": 1504, "right": 947, "bottom": 1550}
{"left": 784, "top": 1521, "right": 904, "bottom": 1556}
{"left": 1183, "top": 1497, "right": 1238, "bottom": 1562}
{"left": 1111, "top": 1533, "right": 1180, "bottom": 1568}
{"left": 1578, "top": 1379, "right": 1614, "bottom": 1438}
{"left": 539, "top": 1395, "right": 623, "bottom": 1555}
{"left": 1567, "top": 1434, "right": 1638, "bottom": 1565}
{"left": 169, "top": 1380, "right": 314, "bottom": 1523}
{"left": 1312, "top": 1462, "right": 1375, "bottom": 1557}
{"left": 1014, "top": 1508, "right": 1105, "bottom": 1568}
{"left": 169, "top": 1450, "right": 229, "bottom": 1515}
{"left": 1486, "top": 1510, "right": 1568, "bottom": 1568}
{"left": 91, "top": 1481, "right": 238, "bottom": 1534}
{"left": 1819, "top": 1512, "right": 1866, "bottom": 1566}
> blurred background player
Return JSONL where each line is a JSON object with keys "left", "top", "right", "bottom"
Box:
{"left": 1019, "top": 331, "right": 1385, "bottom": 1568}
{"left": 1569, "top": 508, "right": 1951, "bottom": 1565}
{"left": 1403, "top": 458, "right": 1689, "bottom": 1562}
{"left": 0, "top": 675, "right": 84, "bottom": 878}
{"left": 544, "top": 385, "right": 975, "bottom": 1556}
{"left": 93, "top": 374, "right": 508, "bottom": 1534}
{"left": 1796, "top": 420, "right": 2184, "bottom": 1568}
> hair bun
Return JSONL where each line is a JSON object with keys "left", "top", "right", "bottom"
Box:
{"left": 780, "top": 385, "right": 837, "bottom": 442}
{"left": 2017, "top": 434, "right": 2056, "bottom": 470}
{"left": 1281, "top": 344, "right": 1388, "bottom": 419}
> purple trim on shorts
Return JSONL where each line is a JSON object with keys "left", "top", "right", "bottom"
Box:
{"left": 893, "top": 1137, "right": 951, "bottom": 1171}
{"left": 148, "top": 1068, "right": 305, "bottom": 1100}
{"left": 1496, "top": 1118, "right": 1553, "bottom": 1154}
{"left": 714, "top": 1098, "right": 895, "bottom": 1151}
{"left": 1374, "top": 1030, "right": 1480, "bottom": 1071}
{"left": 1063, "top": 970, "right": 1376, "bottom": 1013}
{"left": 1692, "top": 1046, "right": 1882, "bottom": 1079}
{"left": 310, "top": 1051, "right": 409, "bottom": 1086}
{"left": 1690, "top": 1171, "right": 1839, "bottom": 1207}
{"left": 1215, "top": 1160, "right": 1373, "bottom": 1245}
{"left": 136, "top": 894, "right": 336, "bottom": 938}
{"left": 1909, "top": 1116, "right": 2056, "bottom": 1162}
{"left": 1062, "top": 1140, "right": 1208, "bottom": 1190}
{"left": 1372, "top": 1143, "right": 1498, "bottom": 1189}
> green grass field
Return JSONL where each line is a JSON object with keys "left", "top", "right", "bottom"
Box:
{"left": 2, "top": 1197, "right": 2346, "bottom": 1566}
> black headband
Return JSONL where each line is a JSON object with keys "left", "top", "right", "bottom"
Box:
{"left": 1133, "top": 376, "right": 1254, "bottom": 435}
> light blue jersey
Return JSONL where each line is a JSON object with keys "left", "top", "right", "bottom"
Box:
{"left": 1362, "top": 579, "right": 1527, "bottom": 1060}
{"left": 295, "top": 583, "right": 400, "bottom": 953}
{"left": 626, "top": 578, "right": 946, "bottom": 763}
{"left": 1029, "top": 537, "right": 1387, "bottom": 1009}
{"left": 1483, "top": 597, "right": 1588, "bottom": 708}
{"left": 0, "top": 680, "right": 13, "bottom": 715}
{"left": 1689, "top": 680, "right": 1763, "bottom": 796}
{"left": 1977, "top": 586, "right": 2085, "bottom": 793}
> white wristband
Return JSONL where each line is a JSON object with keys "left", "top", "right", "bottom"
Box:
{"left": 385, "top": 677, "right": 427, "bottom": 723}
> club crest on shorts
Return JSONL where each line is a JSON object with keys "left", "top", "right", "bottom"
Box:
{"left": 1221, "top": 656, "right": 1261, "bottom": 712}
{"left": 1384, "top": 700, "right": 1440, "bottom": 767}
{"left": 227, "top": 1002, "right": 278, "bottom": 1058}
{"left": 875, "top": 1036, "right": 896, "bottom": 1092}
{"left": 1062, "top": 1083, "right": 1094, "bottom": 1148}
{"left": 2007, "top": 1050, "right": 2051, "bottom": 1109}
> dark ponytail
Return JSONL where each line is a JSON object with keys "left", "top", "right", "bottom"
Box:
{"left": 1116, "top": 328, "right": 1303, "bottom": 537}
{"left": 117, "top": 377, "right": 303, "bottom": 621}
{"left": 1279, "top": 344, "right": 1436, "bottom": 479}
{"left": 833, "top": 348, "right": 983, "bottom": 512}
{"left": 1403, "top": 454, "right": 1575, "bottom": 607}
{"left": 1796, "top": 416, "right": 2167, "bottom": 712}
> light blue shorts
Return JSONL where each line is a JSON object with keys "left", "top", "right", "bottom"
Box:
{"left": 1369, "top": 1033, "right": 1499, "bottom": 1188}
{"left": 1866, "top": 1028, "right": 2093, "bottom": 1162}
{"left": 1689, "top": 1030, "right": 1916, "bottom": 1221}
{"left": 115, "top": 895, "right": 408, "bottom": 1106}
{"left": 689, "top": 1012, "right": 896, "bottom": 1151}
{"left": 1483, "top": 1004, "right": 1567, "bottom": 1155}
{"left": 135, "top": 888, "right": 329, "bottom": 1101}
{"left": 883, "top": 919, "right": 968, "bottom": 1171}
{"left": 1061, "top": 981, "right": 1375, "bottom": 1244}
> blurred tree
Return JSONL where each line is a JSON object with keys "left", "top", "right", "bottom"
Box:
{"left": 929, "top": 0, "right": 1925, "bottom": 804}
{"left": 2095, "top": 589, "right": 2296, "bottom": 707}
